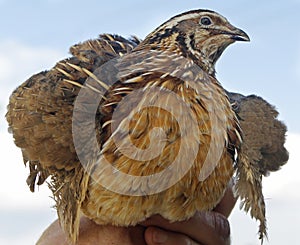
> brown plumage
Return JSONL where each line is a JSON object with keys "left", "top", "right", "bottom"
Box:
{"left": 228, "top": 92, "right": 288, "bottom": 175}
{"left": 6, "top": 9, "right": 288, "bottom": 243}
{"left": 227, "top": 92, "right": 288, "bottom": 239}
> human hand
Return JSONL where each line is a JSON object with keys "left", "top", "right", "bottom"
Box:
{"left": 37, "top": 182, "right": 236, "bottom": 245}
{"left": 142, "top": 181, "right": 236, "bottom": 245}
{"left": 143, "top": 212, "right": 230, "bottom": 245}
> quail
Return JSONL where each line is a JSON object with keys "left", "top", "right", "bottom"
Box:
{"left": 6, "top": 9, "right": 288, "bottom": 243}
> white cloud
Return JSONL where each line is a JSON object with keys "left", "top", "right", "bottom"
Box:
{"left": 0, "top": 131, "right": 54, "bottom": 210}
{"left": 263, "top": 133, "right": 300, "bottom": 201}
{"left": 0, "top": 209, "right": 57, "bottom": 245}
{"left": 0, "top": 130, "right": 57, "bottom": 244}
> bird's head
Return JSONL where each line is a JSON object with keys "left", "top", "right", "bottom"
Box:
{"left": 142, "top": 9, "right": 250, "bottom": 75}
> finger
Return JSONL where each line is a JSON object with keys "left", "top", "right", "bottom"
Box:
{"left": 214, "top": 179, "right": 238, "bottom": 217}
{"left": 141, "top": 212, "right": 230, "bottom": 245}
{"left": 145, "top": 226, "right": 201, "bottom": 245}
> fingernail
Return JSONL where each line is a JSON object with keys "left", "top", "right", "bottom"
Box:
{"left": 153, "top": 229, "right": 168, "bottom": 243}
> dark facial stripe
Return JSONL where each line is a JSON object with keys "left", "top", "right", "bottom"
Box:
{"left": 147, "top": 27, "right": 179, "bottom": 44}
{"left": 189, "top": 34, "right": 196, "bottom": 50}
{"left": 176, "top": 33, "right": 199, "bottom": 63}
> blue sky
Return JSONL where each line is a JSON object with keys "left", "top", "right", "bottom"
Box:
{"left": 0, "top": 0, "right": 299, "bottom": 244}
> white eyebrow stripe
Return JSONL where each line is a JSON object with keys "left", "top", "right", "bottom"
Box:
{"left": 162, "top": 13, "right": 201, "bottom": 29}
{"left": 158, "top": 11, "right": 226, "bottom": 31}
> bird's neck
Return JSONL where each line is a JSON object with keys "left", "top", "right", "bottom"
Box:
{"left": 136, "top": 38, "right": 217, "bottom": 77}
{"left": 179, "top": 35, "right": 217, "bottom": 76}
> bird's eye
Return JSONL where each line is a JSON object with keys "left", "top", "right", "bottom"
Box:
{"left": 200, "top": 17, "right": 212, "bottom": 26}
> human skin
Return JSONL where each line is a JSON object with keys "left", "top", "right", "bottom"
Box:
{"left": 37, "top": 182, "right": 236, "bottom": 245}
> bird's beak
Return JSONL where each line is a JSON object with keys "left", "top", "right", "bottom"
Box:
{"left": 230, "top": 28, "right": 250, "bottom": 42}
